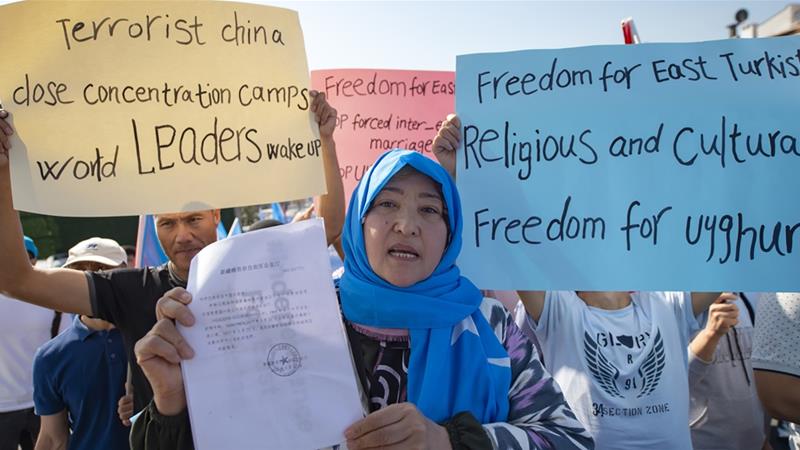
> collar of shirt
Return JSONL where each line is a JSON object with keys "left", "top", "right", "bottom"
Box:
{"left": 72, "top": 314, "right": 106, "bottom": 342}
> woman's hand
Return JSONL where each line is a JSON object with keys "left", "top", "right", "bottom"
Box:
{"left": 345, "top": 403, "right": 451, "bottom": 449}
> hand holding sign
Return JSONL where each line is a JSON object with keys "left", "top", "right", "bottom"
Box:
{"left": 310, "top": 91, "right": 337, "bottom": 140}
{"left": 432, "top": 113, "right": 461, "bottom": 179}
{"left": 0, "top": 110, "right": 11, "bottom": 155}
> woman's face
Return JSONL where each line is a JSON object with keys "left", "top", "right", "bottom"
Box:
{"left": 362, "top": 169, "right": 449, "bottom": 287}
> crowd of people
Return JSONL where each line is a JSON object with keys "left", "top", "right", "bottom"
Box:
{"left": 0, "top": 91, "right": 797, "bottom": 450}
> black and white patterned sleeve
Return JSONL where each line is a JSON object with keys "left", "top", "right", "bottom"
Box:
{"left": 480, "top": 299, "right": 594, "bottom": 450}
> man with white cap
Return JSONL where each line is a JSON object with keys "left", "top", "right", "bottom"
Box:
{"left": 32, "top": 237, "right": 132, "bottom": 450}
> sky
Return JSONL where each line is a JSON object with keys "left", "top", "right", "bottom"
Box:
{"left": 264, "top": 1, "right": 791, "bottom": 71}
{"left": 0, "top": 0, "right": 788, "bottom": 70}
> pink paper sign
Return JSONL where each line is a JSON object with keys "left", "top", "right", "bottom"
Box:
{"left": 311, "top": 69, "right": 454, "bottom": 204}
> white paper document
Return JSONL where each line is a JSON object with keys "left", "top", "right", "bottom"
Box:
{"left": 180, "top": 219, "right": 364, "bottom": 450}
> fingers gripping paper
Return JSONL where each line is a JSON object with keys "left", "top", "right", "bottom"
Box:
{"left": 0, "top": 1, "right": 324, "bottom": 216}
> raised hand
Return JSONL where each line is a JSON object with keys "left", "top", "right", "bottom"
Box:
{"left": 0, "top": 109, "right": 14, "bottom": 167}
{"left": 432, "top": 114, "right": 461, "bottom": 179}
{"left": 310, "top": 91, "right": 338, "bottom": 140}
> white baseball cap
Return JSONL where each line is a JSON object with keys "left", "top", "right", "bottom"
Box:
{"left": 64, "top": 237, "right": 126, "bottom": 269}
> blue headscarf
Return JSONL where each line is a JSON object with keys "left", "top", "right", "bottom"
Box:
{"left": 339, "top": 149, "right": 510, "bottom": 423}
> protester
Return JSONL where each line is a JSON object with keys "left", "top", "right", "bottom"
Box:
{"left": 517, "top": 291, "right": 727, "bottom": 450}
{"left": 688, "top": 293, "right": 769, "bottom": 450}
{"left": 432, "top": 114, "right": 728, "bottom": 449}
{"left": 130, "top": 149, "right": 594, "bottom": 449}
{"left": 0, "top": 92, "right": 345, "bottom": 412}
{"left": 752, "top": 293, "right": 800, "bottom": 450}
{"left": 122, "top": 245, "right": 136, "bottom": 268}
{"left": 0, "top": 236, "right": 65, "bottom": 450}
{"left": 33, "top": 237, "right": 131, "bottom": 450}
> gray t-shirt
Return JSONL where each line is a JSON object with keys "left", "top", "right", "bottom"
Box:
{"left": 688, "top": 296, "right": 766, "bottom": 450}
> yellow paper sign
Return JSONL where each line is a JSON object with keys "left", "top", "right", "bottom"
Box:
{"left": 0, "top": 1, "right": 323, "bottom": 216}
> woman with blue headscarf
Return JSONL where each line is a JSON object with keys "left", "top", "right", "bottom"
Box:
{"left": 130, "top": 149, "right": 592, "bottom": 450}
{"left": 338, "top": 149, "right": 592, "bottom": 449}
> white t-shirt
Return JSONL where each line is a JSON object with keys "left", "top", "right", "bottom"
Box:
{"left": 530, "top": 291, "right": 699, "bottom": 450}
{"left": 0, "top": 294, "right": 65, "bottom": 412}
{"left": 752, "top": 292, "right": 800, "bottom": 377}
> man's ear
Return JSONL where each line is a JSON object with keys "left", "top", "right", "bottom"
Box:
{"left": 212, "top": 209, "right": 221, "bottom": 224}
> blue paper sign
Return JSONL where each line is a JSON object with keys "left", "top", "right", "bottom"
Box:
{"left": 456, "top": 37, "right": 800, "bottom": 291}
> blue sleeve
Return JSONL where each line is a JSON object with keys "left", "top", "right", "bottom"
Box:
{"left": 32, "top": 348, "right": 65, "bottom": 416}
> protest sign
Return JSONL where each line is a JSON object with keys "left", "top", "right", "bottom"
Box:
{"left": 456, "top": 37, "right": 800, "bottom": 291}
{"left": 0, "top": 1, "right": 323, "bottom": 216}
{"left": 311, "top": 69, "right": 453, "bottom": 203}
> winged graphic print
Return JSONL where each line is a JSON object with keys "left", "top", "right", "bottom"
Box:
{"left": 584, "top": 332, "right": 623, "bottom": 398}
{"left": 637, "top": 330, "right": 665, "bottom": 398}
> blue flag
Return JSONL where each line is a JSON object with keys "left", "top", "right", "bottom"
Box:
{"left": 227, "top": 217, "right": 242, "bottom": 237}
{"left": 135, "top": 215, "right": 168, "bottom": 268}
{"left": 271, "top": 203, "right": 287, "bottom": 223}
